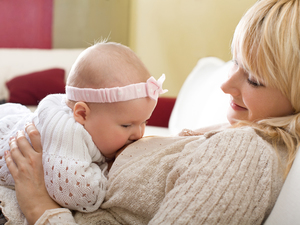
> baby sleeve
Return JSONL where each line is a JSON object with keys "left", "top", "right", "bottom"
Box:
{"left": 34, "top": 95, "right": 107, "bottom": 212}
{"left": 43, "top": 150, "right": 107, "bottom": 212}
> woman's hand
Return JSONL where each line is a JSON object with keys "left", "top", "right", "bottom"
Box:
{"left": 5, "top": 123, "right": 60, "bottom": 225}
{"left": 179, "top": 123, "right": 231, "bottom": 136}
{"left": 178, "top": 129, "right": 204, "bottom": 136}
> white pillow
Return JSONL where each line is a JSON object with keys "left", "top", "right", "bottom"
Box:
{"left": 264, "top": 147, "right": 300, "bottom": 224}
{"left": 169, "top": 57, "right": 231, "bottom": 135}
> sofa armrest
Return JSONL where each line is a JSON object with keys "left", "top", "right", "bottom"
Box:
{"left": 147, "top": 97, "right": 176, "bottom": 128}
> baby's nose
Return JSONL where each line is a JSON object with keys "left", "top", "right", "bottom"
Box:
{"left": 129, "top": 127, "right": 143, "bottom": 140}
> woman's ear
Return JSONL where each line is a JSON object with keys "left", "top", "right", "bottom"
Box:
{"left": 73, "top": 102, "right": 91, "bottom": 125}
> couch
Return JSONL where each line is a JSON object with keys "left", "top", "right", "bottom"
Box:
{"left": 0, "top": 48, "right": 299, "bottom": 224}
{"left": 0, "top": 48, "right": 84, "bottom": 109}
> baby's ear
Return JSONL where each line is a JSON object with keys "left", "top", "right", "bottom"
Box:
{"left": 73, "top": 102, "right": 90, "bottom": 125}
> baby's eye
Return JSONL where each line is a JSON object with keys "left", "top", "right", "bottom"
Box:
{"left": 121, "top": 124, "right": 131, "bottom": 128}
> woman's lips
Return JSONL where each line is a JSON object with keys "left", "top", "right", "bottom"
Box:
{"left": 230, "top": 101, "right": 247, "bottom": 111}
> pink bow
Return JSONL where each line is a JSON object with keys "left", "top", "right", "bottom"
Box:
{"left": 146, "top": 74, "right": 168, "bottom": 100}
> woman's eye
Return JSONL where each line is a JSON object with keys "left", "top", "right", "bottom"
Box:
{"left": 230, "top": 59, "right": 240, "bottom": 73}
{"left": 231, "top": 60, "right": 238, "bottom": 69}
{"left": 232, "top": 59, "right": 238, "bottom": 66}
{"left": 121, "top": 125, "right": 131, "bottom": 128}
{"left": 247, "top": 78, "right": 261, "bottom": 87}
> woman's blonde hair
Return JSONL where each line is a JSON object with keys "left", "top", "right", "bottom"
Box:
{"left": 231, "top": 0, "right": 300, "bottom": 176}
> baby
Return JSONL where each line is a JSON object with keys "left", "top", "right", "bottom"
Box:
{"left": 0, "top": 42, "right": 167, "bottom": 212}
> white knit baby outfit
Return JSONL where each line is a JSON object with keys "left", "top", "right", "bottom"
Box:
{"left": 0, "top": 103, "right": 33, "bottom": 185}
{"left": 0, "top": 94, "right": 107, "bottom": 212}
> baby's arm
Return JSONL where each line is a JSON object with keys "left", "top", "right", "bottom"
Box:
{"left": 43, "top": 151, "right": 107, "bottom": 212}
{"left": 5, "top": 126, "right": 62, "bottom": 225}
{"left": 34, "top": 95, "right": 108, "bottom": 213}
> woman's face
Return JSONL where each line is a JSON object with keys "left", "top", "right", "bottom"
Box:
{"left": 221, "top": 56, "right": 294, "bottom": 125}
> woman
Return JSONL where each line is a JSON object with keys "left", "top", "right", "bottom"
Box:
{"left": 4, "top": 0, "right": 300, "bottom": 224}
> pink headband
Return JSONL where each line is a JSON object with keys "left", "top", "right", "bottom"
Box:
{"left": 66, "top": 74, "right": 167, "bottom": 103}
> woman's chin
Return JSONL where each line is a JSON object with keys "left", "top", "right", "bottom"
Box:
{"left": 227, "top": 117, "right": 237, "bottom": 125}
{"left": 227, "top": 111, "right": 246, "bottom": 125}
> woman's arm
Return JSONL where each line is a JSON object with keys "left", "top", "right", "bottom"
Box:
{"left": 5, "top": 123, "right": 61, "bottom": 225}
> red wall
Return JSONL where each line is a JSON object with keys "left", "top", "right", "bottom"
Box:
{"left": 0, "top": 0, "right": 53, "bottom": 48}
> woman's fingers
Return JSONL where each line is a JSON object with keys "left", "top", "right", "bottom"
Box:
{"left": 13, "top": 129, "right": 36, "bottom": 159}
{"left": 8, "top": 136, "right": 26, "bottom": 166}
{"left": 25, "top": 123, "right": 42, "bottom": 153}
{"left": 6, "top": 123, "right": 43, "bottom": 172}
{"left": 4, "top": 150, "right": 18, "bottom": 178}
{"left": 5, "top": 125, "right": 59, "bottom": 224}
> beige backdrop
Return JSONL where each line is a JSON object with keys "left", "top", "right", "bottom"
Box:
{"left": 53, "top": 0, "right": 130, "bottom": 48}
{"left": 53, "top": 0, "right": 257, "bottom": 97}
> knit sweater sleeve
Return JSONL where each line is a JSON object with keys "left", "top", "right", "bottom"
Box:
{"left": 149, "top": 128, "right": 284, "bottom": 224}
{"left": 35, "top": 209, "right": 77, "bottom": 225}
{"left": 34, "top": 94, "right": 107, "bottom": 213}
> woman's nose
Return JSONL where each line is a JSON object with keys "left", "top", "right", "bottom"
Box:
{"left": 220, "top": 66, "right": 241, "bottom": 96}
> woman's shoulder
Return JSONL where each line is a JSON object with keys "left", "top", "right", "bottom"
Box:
{"left": 182, "top": 125, "right": 284, "bottom": 187}
{"left": 165, "top": 126, "right": 284, "bottom": 225}
{"left": 203, "top": 126, "right": 277, "bottom": 158}
{"left": 208, "top": 126, "right": 268, "bottom": 142}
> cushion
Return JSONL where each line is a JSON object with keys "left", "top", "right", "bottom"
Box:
{"left": 168, "top": 57, "right": 231, "bottom": 135}
{"left": 147, "top": 97, "right": 176, "bottom": 128}
{"left": 0, "top": 48, "right": 84, "bottom": 100}
{"left": 264, "top": 147, "right": 300, "bottom": 224}
{"left": 6, "top": 68, "right": 65, "bottom": 105}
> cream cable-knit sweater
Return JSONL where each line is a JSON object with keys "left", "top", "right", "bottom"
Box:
{"left": 33, "top": 127, "right": 286, "bottom": 225}
{"left": 0, "top": 94, "right": 107, "bottom": 212}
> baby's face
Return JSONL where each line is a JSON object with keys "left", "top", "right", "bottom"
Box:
{"left": 84, "top": 97, "right": 157, "bottom": 159}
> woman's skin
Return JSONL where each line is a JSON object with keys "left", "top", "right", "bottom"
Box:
{"left": 5, "top": 124, "right": 60, "bottom": 225}
{"left": 221, "top": 57, "right": 294, "bottom": 124}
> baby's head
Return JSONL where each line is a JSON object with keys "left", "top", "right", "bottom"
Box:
{"left": 66, "top": 42, "right": 166, "bottom": 159}
{"left": 67, "top": 41, "right": 151, "bottom": 89}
